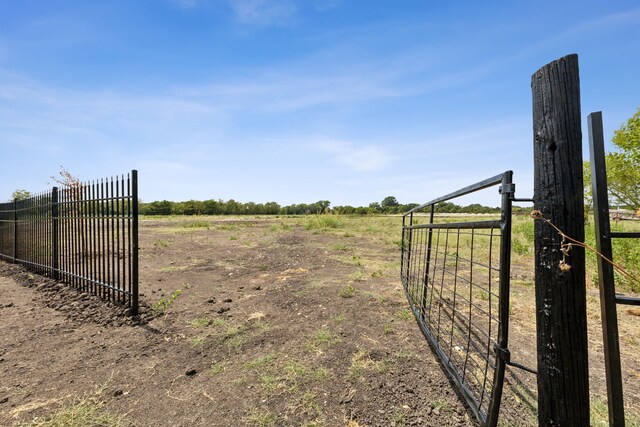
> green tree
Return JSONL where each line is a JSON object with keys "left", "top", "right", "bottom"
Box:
{"left": 606, "top": 108, "right": 640, "bottom": 209}
{"left": 381, "top": 196, "right": 399, "bottom": 208}
{"left": 585, "top": 108, "right": 640, "bottom": 211}
{"left": 12, "top": 189, "right": 32, "bottom": 201}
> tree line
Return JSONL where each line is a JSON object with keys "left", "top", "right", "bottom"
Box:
{"left": 138, "top": 197, "right": 508, "bottom": 216}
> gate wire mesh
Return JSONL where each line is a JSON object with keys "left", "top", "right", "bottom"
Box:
{"left": 401, "top": 171, "right": 521, "bottom": 426}
{"left": 0, "top": 171, "right": 139, "bottom": 314}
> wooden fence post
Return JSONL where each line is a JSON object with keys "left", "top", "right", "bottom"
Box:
{"left": 531, "top": 54, "right": 590, "bottom": 425}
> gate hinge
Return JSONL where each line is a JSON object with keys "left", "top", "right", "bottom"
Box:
{"left": 499, "top": 183, "right": 516, "bottom": 196}
{"left": 493, "top": 344, "right": 511, "bottom": 363}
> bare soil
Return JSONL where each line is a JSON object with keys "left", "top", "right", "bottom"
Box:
{"left": 1, "top": 216, "right": 639, "bottom": 426}
{"left": 0, "top": 217, "right": 478, "bottom": 427}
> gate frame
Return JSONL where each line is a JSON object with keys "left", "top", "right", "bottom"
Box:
{"left": 588, "top": 110, "right": 640, "bottom": 425}
{"left": 401, "top": 171, "right": 515, "bottom": 426}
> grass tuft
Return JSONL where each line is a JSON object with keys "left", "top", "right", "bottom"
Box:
{"left": 152, "top": 289, "right": 182, "bottom": 315}
{"left": 305, "top": 216, "right": 343, "bottom": 230}
{"left": 339, "top": 285, "right": 356, "bottom": 298}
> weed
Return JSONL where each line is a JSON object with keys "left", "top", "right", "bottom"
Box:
{"left": 364, "top": 291, "right": 386, "bottom": 303}
{"left": 210, "top": 318, "right": 227, "bottom": 327}
{"left": 152, "top": 289, "right": 182, "bottom": 315}
{"left": 181, "top": 220, "right": 210, "bottom": 229}
{"left": 331, "top": 243, "right": 350, "bottom": 251}
{"left": 351, "top": 269, "right": 365, "bottom": 282}
{"left": 189, "top": 336, "right": 205, "bottom": 347}
{"left": 298, "top": 392, "right": 321, "bottom": 418}
{"left": 209, "top": 362, "right": 225, "bottom": 375}
{"left": 512, "top": 238, "right": 529, "bottom": 255}
{"left": 247, "top": 409, "right": 277, "bottom": 426}
{"left": 312, "top": 328, "right": 339, "bottom": 348}
{"left": 222, "top": 324, "right": 248, "bottom": 352}
{"left": 218, "top": 224, "right": 238, "bottom": 231}
{"left": 284, "top": 360, "right": 307, "bottom": 377}
{"left": 393, "top": 410, "right": 406, "bottom": 427}
{"left": 348, "top": 350, "right": 386, "bottom": 379}
{"left": 339, "top": 285, "right": 356, "bottom": 298}
{"left": 269, "top": 222, "right": 291, "bottom": 232}
{"left": 21, "top": 376, "right": 127, "bottom": 427}
{"left": 245, "top": 353, "right": 278, "bottom": 370}
{"left": 332, "top": 313, "right": 345, "bottom": 324}
{"left": 229, "top": 234, "right": 239, "bottom": 240}
{"left": 305, "top": 216, "right": 343, "bottom": 230}
{"left": 393, "top": 350, "right": 412, "bottom": 359}
{"left": 312, "top": 367, "right": 329, "bottom": 381}
{"left": 383, "top": 323, "right": 394, "bottom": 335}
{"left": 473, "top": 289, "right": 489, "bottom": 301}
{"left": 395, "top": 308, "right": 413, "bottom": 321}
{"left": 259, "top": 373, "right": 281, "bottom": 391}
{"left": 370, "top": 269, "right": 384, "bottom": 278}
{"left": 21, "top": 397, "right": 125, "bottom": 427}
{"left": 153, "top": 239, "right": 170, "bottom": 248}
{"left": 432, "top": 398, "right": 454, "bottom": 413}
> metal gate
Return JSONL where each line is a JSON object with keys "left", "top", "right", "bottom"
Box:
{"left": 588, "top": 111, "right": 640, "bottom": 425}
{"left": 400, "top": 171, "right": 517, "bottom": 426}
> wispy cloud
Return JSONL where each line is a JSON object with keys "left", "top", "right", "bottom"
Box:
{"left": 227, "top": 0, "right": 297, "bottom": 26}
{"left": 311, "top": 140, "right": 392, "bottom": 172}
{"left": 170, "top": 0, "right": 201, "bottom": 9}
{"left": 313, "top": 0, "right": 342, "bottom": 11}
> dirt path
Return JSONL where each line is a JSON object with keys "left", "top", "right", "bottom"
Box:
{"left": 0, "top": 217, "right": 477, "bottom": 426}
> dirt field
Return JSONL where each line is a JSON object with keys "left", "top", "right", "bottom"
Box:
{"left": 1, "top": 215, "right": 639, "bottom": 426}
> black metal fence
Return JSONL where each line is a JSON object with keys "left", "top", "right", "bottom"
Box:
{"left": 588, "top": 111, "right": 640, "bottom": 424}
{"left": 401, "top": 171, "right": 535, "bottom": 426}
{"left": 0, "top": 171, "right": 139, "bottom": 315}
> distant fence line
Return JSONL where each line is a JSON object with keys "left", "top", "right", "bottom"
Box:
{"left": 0, "top": 171, "right": 139, "bottom": 315}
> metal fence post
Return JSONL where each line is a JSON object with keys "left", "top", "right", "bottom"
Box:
{"left": 531, "top": 54, "right": 590, "bottom": 424}
{"left": 13, "top": 198, "right": 17, "bottom": 263}
{"left": 588, "top": 111, "right": 626, "bottom": 425}
{"left": 131, "top": 170, "right": 139, "bottom": 316}
{"left": 52, "top": 187, "right": 59, "bottom": 280}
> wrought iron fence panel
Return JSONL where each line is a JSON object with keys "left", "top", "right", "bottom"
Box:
{"left": 0, "top": 171, "right": 138, "bottom": 314}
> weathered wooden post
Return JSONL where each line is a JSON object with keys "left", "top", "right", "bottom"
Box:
{"left": 531, "top": 54, "right": 590, "bottom": 425}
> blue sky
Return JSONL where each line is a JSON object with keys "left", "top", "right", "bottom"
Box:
{"left": 1, "top": 1, "right": 639, "bottom": 207}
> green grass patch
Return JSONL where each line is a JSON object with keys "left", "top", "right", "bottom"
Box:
{"left": 245, "top": 353, "right": 279, "bottom": 370}
{"left": 304, "top": 216, "right": 343, "bottom": 230}
{"left": 339, "top": 285, "right": 356, "bottom": 298}
{"left": 20, "top": 396, "right": 126, "bottom": 427}
{"left": 331, "top": 243, "right": 351, "bottom": 251}
{"left": 152, "top": 289, "right": 182, "bottom": 315}
{"left": 311, "top": 328, "right": 339, "bottom": 349}
{"left": 395, "top": 308, "right": 413, "bottom": 321}
{"left": 153, "top": 239, "right": 170, "bottom": 248}
{"left": 247, "top": 409, "right": 278, "bottom": 426}
{"left": 180, "top": 220, "right": 210, "bottom": 229}
{"left": 209, "top": 362, "right": 225, "bottom": 375}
